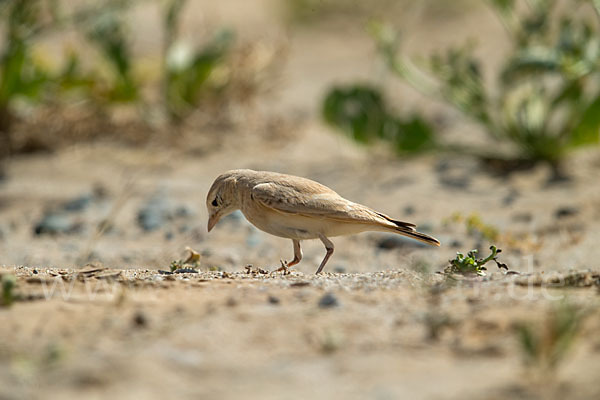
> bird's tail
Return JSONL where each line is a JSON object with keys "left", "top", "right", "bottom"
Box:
{"left": 394, "top": 226, "right": 441, "bottom": 246}
{"left": 377, "top": 214, "right": 440, "bottom": 246}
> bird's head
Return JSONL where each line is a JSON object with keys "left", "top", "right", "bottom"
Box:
{"left": 206, "top": 171, "right": 241, "bottom": 232}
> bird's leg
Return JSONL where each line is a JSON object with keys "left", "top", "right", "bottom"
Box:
{"left": 287, "top": 240, "right": 302, "bottom": 267}
{"left": 274, "top": 240, "right": 302, "bottom": 273}
{"left": 315, "top": 235, "right": 334, "bottom": 274}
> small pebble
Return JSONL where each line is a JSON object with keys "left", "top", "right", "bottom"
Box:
{"left": 174, "top": 205, "right": 194, "bottom": 217}
{"left": 133, "top": 311, "right": 148, "bottom": 328}
{"left": 438, "top": 176, "right": 471, "bottom": 190}
{"left": 174, "top": 268, "right": 199, "bottom": 274}
{"left": 62, "top": 194, "right": 93, "bottom": 212}
{"left": 512, "top": 213, "right": 533, "bottom": 223}
{"left": 502, "top": 190, "right": 519, "bottom": 206}
{"left": 268, "top": 295, "right": 280, "bottom": 305}
{"left": 157, "top": 270, "right": 173, "bottom": 275}
{"left": 137, "top": 192, "right": 171, "bottom": 232}
{"left": 137, "top": 194, "right": 197, "bottom": 232}
{"left": 555, "top": 206, "right": 579, "bottom": 219}
{"left": 318, "top": 293, "right": 339, "bottom": 309}
{"left": 34, "top": 213, "right": 78, "bottom": 235}
{"left": 226, "top": 297, "right": 237, "bottom": 307}
{"left": 449, "top": 240, "right": 462, "bottom": 248}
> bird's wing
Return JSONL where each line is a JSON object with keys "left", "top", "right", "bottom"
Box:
{"left": 251, "top": 181, "right": 415, "bottom": 228}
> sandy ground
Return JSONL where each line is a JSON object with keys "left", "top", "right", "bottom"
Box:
{"left": 1, "top": 267, "right": 599, "bottom": 400}
{"left": 1, "top": 1, "right": 600, "bottom": 399}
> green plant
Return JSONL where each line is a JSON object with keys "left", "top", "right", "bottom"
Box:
{"left": 322, "top": 84, "right": 435, "bottom": 153}
{"left": 169, "top": 246, "right": 201, "bottom": 272}
{"left": 1, "top": 274, "right": 17, "bottom": 307}
{"left": 162, "top": 0, "right": 234, "bottom": 123}
{"left": 285, "top": 0, "right": 386, "bottom": 24}
{"left": 445, "top": 212, "right": 500, "bottom": 241}
{"left": 445, "top": 245, "right": 507, "bottom": 276}
{"left": 0, "top": 0, "right": 50, "bottom": 133}
{"left": 372, "top": 0, "right": 600, "bottom": 174}
{"left": 85, "top": 8, "right": 139, "bottom": 102}
{"left": 516, "top": 301, "right": 585, "bottom": 374}
{"left": 0, "top": 0, "right": 141, "bottom": 157}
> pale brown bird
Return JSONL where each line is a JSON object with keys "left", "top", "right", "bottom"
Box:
{"left": 206, "top": 169, "right": 440, "bottom": 274}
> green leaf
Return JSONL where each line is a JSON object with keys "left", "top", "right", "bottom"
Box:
{"left": 382, "top": 116, "right": 435, "bottom": 153}
{"left": 165, "top": 29, "right": 234, "bottom": 120}
{"left": 570, "top": 95, "right": 600, "bottom": 147}
{"left": 501, "top": 47, "right": 561, "bottom": 83}
{"left": 86, "top": 10, "right": 138, "bottom": 102}
{"left": 488, "top": 0, "right": 515, "bottom": 13}
{"left": 322, "top": 85, "right": 388, "bottom": 144}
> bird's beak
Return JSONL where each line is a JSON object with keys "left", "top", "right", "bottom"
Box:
{"left": 207, "top": 214, "right": 220, "bottom": 232}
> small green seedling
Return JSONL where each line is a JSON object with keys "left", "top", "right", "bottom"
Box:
{"left": 169, "top": 260, "right": 182, "bottom": 273}
{"left": 1, "top": 274, "right": 17, "bottom": 307}
{"left": 446, "top": 245, "right": 507, "bottom": 276}
{"left": 170, "top": 246, "right": 202, "bottom": 272}
{"left": 516, "top": 301, "right": 585, "bottom": 377}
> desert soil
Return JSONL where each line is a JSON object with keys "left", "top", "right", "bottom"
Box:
{"left": 1, "top": 1, "right": 600, "bottom": 399}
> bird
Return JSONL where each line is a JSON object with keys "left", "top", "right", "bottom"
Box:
{"left": 206, "top": 169, "right": 440, "bottom": 274}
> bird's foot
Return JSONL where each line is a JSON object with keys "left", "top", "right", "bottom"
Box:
{"left": 273, "top": 259, "right": 291, "bottom": 275}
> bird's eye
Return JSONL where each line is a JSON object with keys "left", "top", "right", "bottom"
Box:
{"left": 211, "top": 199, "right": 219, "bottom": 207}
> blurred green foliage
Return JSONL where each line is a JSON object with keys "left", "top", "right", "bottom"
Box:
{"left": 0, "top": 0, "right": 139, "bottom": 135}
{"left": 0, "top": 0, "right": 49, "bottom": 123}
{"left": 322, "top": 84, "right": 435, "bottom": 153}
{"left": 86, "top": 9, "right": 139, "bottom": 102}
{"left": 284, "top": 0, "right": 469, "bottom": 25}
{"left": 0, "top": 0, "right": 243, "bottom": 145}
{"left": 1, "top": 274, "right": 17, "bottom": 307}
{"left": 163, "top": 0, "right": 235, "bottom": 122}
{"left": 516, "top": 301, "right": 585, "bottom": 374}
{"left": 371, "top": 0, "right": 600, "bottom": 171}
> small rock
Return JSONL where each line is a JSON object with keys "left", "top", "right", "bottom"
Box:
{"left": 157, "top": 270, "right": 173, "bottom": 275}
{"left": 174, "top": 205, "right": 194, "bottom": 217}
{"left": 502, "top": 190, "right": 519, "bottom": 206}
{"left": 137, "top": 193, "right": 171, "bottom": 232}
{"left": 290, "top": 281, "right": 310, "bottom": 288}
{"left": 512, "top": 213, "right": 533, "bottom": 223}
{"left": 268, "top": 295, "right": 280, "bottom": 305}
{"left": 133, "top": 311, "right": 148, "bottom": 328}
{"left": 173, "top": 268, "right": 199, "bottom": 274}
{"left": 449, "top": 240, "right": 462, "bottom": 248}
{"left": 62, "top": 194, "right": 93, "bottom": 212}
{"left": 226, "top": 297, "right": 237, "bottom": 307}
{"left": 404, "top": 205, "right": 415, "bottom": 216}
{"left": 555, "top": 206, "right": 579, "bottom": 219}
{"left": 318, "top": 293, "right": 339, "bottom": 309}
{"left": 438, "top": 176, "right": 471, "bottom": 190}
{"left": 137, "top": 193, "right": 197, "bottom": 232}
{"left": 137, "top": 209, "right": 165, "bottom": 232}
{"left": 435, "top": 159, "right": 451, "bottom": 173}
{"left": 34, "top": 213, "right": 79, "bottom": 235}
{"left": 178, "top": 224, "right": 191, "bottom": 234}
